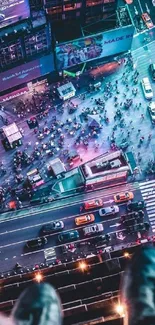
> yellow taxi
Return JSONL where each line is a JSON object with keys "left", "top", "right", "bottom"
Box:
{"left": 114, "top": 192, "right": 134, "bottom": 203}
{"left": 75, "top": 214, "right": 95, "bottom": 226}
{"left": 81, "top": 199, "right": 103, "bottom": 211}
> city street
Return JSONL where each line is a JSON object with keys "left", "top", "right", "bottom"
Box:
{"left": 0, "top": 180, "right": 154, "bottom": 274}
{"left": 0, "top": 33, "right": 155, "bottom": 211}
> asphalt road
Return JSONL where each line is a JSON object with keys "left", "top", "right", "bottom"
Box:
{"left": 123, "top": 0, "right": 155, "bottom": 24}
{"left": 0, "top": 182, "right": 148, "bottom": 273}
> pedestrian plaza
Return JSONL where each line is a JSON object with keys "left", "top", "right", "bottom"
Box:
{"left": 0, "top": 49, "right": 155, "bottom": 208}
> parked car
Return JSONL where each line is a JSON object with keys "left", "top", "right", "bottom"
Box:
{"left": 90, "top": 234, "right": 111, "bottom": 247}
{"left": 127, "top": 200, "right": 145, "bottom": 211}
{"left": 58, "top": 230, "right": 79, "bottom": 243}
{"left": 149, "top": 63, "right": 155, "bottom": 81}
{"left": 141, "top": 77, "right": 153, "bottom": 99}
{"left": 75, "top": 214, "right": 95, "bottom": 226}
{"left": 81, "top": 199, "right": 103, "bottom": 211}
{"left": 41, "top": 221, "right": 64, "bottom": 234}
{"left": 114, "top": 192, "right": 134, "bottom": 203}
{"left": 83, "top": 223, "right": 104, "bottom": 236}
{"left": 148, "top": 101, "right": 155, "bottom": 123}
{"left": 99, "top": 205, "right": 119, "bottom": 216}
{"left": 141, "top": 13, "right": 154, "bottom": 29}
{"left": 26, "top": 237, "right": 47, "bottom": 249}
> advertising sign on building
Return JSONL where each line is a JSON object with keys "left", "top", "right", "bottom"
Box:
{"left": 0, "top": 54, "right": 55, "bottom": 93}
{"left": 0, "top": 0, "right": 30, "bottom": 28}
{"left": 56, "top": 25, "right": 135, "bottom": 70}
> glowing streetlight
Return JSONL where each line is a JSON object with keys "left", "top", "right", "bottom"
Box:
{"left": 123, "top": 252, "right": 130, "bottom": 259}
{"left": 34, "top": 273, "right": 43, "bottom": 283}
{"left": 79, "top": 261, "right": 87, "bottom": 272}
{"left": 115, "top": 303, "right": 125, "bottom": 317}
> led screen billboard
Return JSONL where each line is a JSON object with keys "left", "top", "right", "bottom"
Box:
{"left": 0, "top": 54, "right": 55, "bottom": 93}
{"left": 56, "top": 26, "right": 135, "bottom": 70}
{"left": 0, "top": 0, "right": 30, "bottom": 29}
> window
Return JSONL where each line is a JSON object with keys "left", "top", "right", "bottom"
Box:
{"left": 24, "top": 29, "right": 49, "bottom": 57}
{"left": 0, "top": 40, "right": 23, "bottom": 69}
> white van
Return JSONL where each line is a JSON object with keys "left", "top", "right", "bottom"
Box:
{"left": 141, "top": 77, "right": 153, "bottom": 99}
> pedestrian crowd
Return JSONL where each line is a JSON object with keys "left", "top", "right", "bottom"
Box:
{"left": 0, "top": 52, "right": 153, "bottom": 209}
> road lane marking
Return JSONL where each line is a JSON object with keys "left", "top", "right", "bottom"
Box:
{"left": 0, "top": 200, "right": 128, "bottom": 235}
{"left": 0, "top": 216, "right": 121, "bottom": 248}
{"left": 0, "top": 182, "right": 134, "bottom": 224}
{"left": 0, "top": 211, "right": 122, "bottom": 236}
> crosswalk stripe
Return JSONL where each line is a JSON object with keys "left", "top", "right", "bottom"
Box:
{"left": 145, "top": 198, "right": 155, "bottom": 203}
{"left": 139, "top": 180, "right": 155, "bottom": 231}
{"left": 140, "top": 179, "right": 155, "bottom": 187}
{"left": 144, "top": 198, "right": 155, "bottom": 203}
{"left": 140, "top": 188, "right": 155, "bottom": 194}
{"left": 146, "top": 202, "right": 155, "bottom": 207}
{"left": 141, "top": 192, "right": 155, "bottom": 198}
{"left": 146, "top": 206, "right": 155, "bottom": 211}
{"left": 140, "top": 179, "right": 155, "bottom": 186}
{"left": 140, "top": 185, "right": 155, "bottom": 191}
{"left": 148, "top": 214, "right": 155, "bottom": 218}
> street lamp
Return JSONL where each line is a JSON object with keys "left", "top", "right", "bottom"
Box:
{"left": 34, "top": 272, "right": 43, "bottom": 283}
{"left": 115, "top": 303, "right": 125, "bottom": 317}
{"left": 79, "top": 261, "right": 87, "bottom": 272}
{"left": 123, "top": 251, "right": 130, "bottom": 259}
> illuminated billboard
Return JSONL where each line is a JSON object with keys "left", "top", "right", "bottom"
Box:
{"left": 56, "top": 26, "right": 135, "bottom": 70}
{"left": 0, "top": 0, "right": 30, "bottom": 29}
{"left": 0, "top": 54, "right": 55, "bottom": 93}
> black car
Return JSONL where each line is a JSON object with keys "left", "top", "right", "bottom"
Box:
{"left": 122, "top": 214, "right": 144, "bottom": 227}
{"left": 89, "top": 234, "right": 111, "bottom": 247}
{"left": 138, "top": 210, "right": 145, "bottom": 217}
{"left": 41, "top": 221, "right": 64, "bottom": 234}
{"left": 26, "top": 237, "right": 47, "bottom": 249}
{"left": 121, "top": 211, "right": 144, "bottom": 222}
{"left": 123, "top": 218, "right": 136, "bottom": 227}
{"left": 125, "top": 222, "right": 150, "bottom": 234}
{"left": 127, "top": 200, "right": 145, "bottom": 211}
